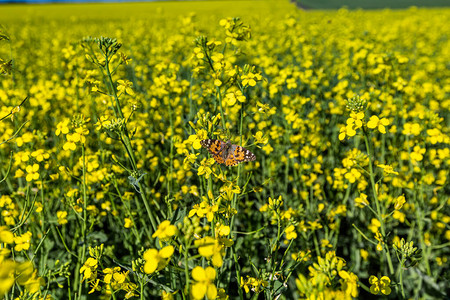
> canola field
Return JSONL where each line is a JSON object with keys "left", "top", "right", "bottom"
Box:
{"left": 0, "top": 1, "right": 449, "bottom": 299}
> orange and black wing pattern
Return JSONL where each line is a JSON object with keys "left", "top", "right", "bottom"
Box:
{"left": 225, "top": 145, "right": 256, "bottom": 166}
{"left": 200, "top": 139, "right": 226, "bottom": 165}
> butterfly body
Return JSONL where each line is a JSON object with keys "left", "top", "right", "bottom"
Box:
{"left": 200, "top": 139, "right": 256, "bottom": 166}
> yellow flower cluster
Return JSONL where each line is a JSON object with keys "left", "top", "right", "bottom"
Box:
{"left": 0, "top": 1, "right": 448, "bottom": 299}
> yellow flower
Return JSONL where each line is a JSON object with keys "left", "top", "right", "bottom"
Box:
{"left": 215, "top": 223, "right": 230, "bottom": 237}
{"left": 25, "top": 164, "right": 40, "bottom": 182}
{"left": 31, "top": 149, "right": 50, "bottom": 162}
{"left": 339, "top": 270, "right": 359, "bottom": 297}
{"left": 63, "top": 135, "right": 77, "bottom": 151}
{"left": 195, "top": 236, "right": 223, "bottom": 267}
{"left": 193, "top": 47, "right": 204, "bottom": 59}
{"left": 152, "top": 220, "right": 177, "bottom": 241}
{"left": 268, "top": 195, "right": 283, "bottom": 210}
{"left": 240, "top": 276, "right": 268, "bottom": 293}
{"left": 15, "top": 262, "right": 42, "bottom": 294}
{"left": 256, "top": 101, "right": 276, "bottom": 115}
{"left": 225, "top": 89, "right": 246, "bottom": 106}
{"left": 410, "top": 146, "right": 426, "bottom": 162}
{"left": 191, "top": 266, "right": 217, "bottom": 300}
{"left": 21, "top": 270, "right": 42, "bottom": 294}
{"left": 95, "top": 115, "right": 110, "bottom": 131}
{"left": 88, "top": 279, "right": 100, "bottom": 294}
{"left": 143, "top": 245, "right": 174, "bottom": 274}
{"left": 367, "top": 115, "right": 389, "bottom": 134}
{"left": 241, "top": 72, "right": 261, "bottom": 87}
{"left": 350, "top": 111, "right": 364, "bottom": 128}
{"left": 162, "top": 290, "right": 175, "bottom": 299}
{"left": 184, "top": 151, "right": 199, "bottom": 166}
{"left": 186, "top": 133, "right": 204, "bottom": 150}
{"left": 55, "top": 119, "right": 70, "bottom": 136}
{"left": 377, "top": 164, "right": 399, "bottom": 176}
{"left": 360, "top": 249, "right": 369, "bottom": 261}
{"left": 0, "top": 226, "right": 14, "bottom": 244}
{"left": 73, "top": 127, "right": 89, "bottom": 144}
{"left": 285, "top": 225, "right": 297, "bottom": 240}
{"left": 368, "top": 218, "right": 381, "bottom": 233}
{"left": 253, "top": 131, "right": 268, "bottom": 145}
{"left": 117, "top": 79, "right": 135, "bottom": 96}
{"left": 103, "top": 267, "right": 121, "bottom": 284}
{"left": 124, "top": 217, "right": 133, "bottom": 228}
{"left": 394, "top": 195, "right": 406, "bottom": 210}
{"left": 402, "top": 122, "right": 421, "bottom": 136}
{"left": 374, "top": 231, "right": 384, "bottom": 252}
{"left": 15, "top": 132, "right": 33, "bottom": 147}
{"left": 33, "top": 202, "right": 42, "bottom": 214}
{"left": 198, "top": 158, "right": 215, "bottom": 179}
{"left": 339, "top": 121, "right": 357, "bottom": 140}
{"left": 369, "top": 275, "right": 391, "bottom": 295}
{"left": 0, "top": 260, "right": 15, "bottom": 297}
{"left": 344, "top": 168, "right": 361, "bottom": 183}
{"left": 80, "top": 257, "right": 98, "bottom": 281}
{"left": 57, "top": 211, "right": 68, "bottom": 225}
{"left": 354, "top": 193, "right": 369, "bottom": 208}
{"left": 339, "top": 112, "right": 364, "bottom": 140}
{"left": 14, "top": 231, "right": 32, "bottom": 252}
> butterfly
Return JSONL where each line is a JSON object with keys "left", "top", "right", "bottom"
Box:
{"left": 200, "top": 139, "right": 256, "bottom": 167}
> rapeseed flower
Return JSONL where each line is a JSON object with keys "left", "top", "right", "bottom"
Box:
{"left": 377, "top": 164, "right": 399, "bottom": 176}
{"left": 285, "top": 224, "right": 298, "bottom": 240}
{"left": 80, "top": 257, "right": 98, "bottom": 281}
{"left": 25, "top": 164, "right": 39, "bottom": 182}
{"left": 0, "top": 260, "right": 15, "bottom": 297}
{"left": 339, "top": 270, "right": 359, "bottom": 297}
{"left": 14, "top": 231, "right": 32, "bottom": 252}
{"left": 152, "top": 220, "right": 177, "bottom": 241}
{"left": 57, "top": 211, "right": 68, "bottom": 225}
{"left": 195, "top": 236, "right": 223, "bottom": 267}
{"left": 191, "top": 266, "right": 217, "bottom": 300}
{"left": 55, "top": 119, "right": 70, "bottom": 136}
{"left": 354, "top": 193, "right": 369, "bottom": 208}
{"left": 143, "top": 246, "right": 174, "bottom": 274}
{"left": 369, "top": 275, "right": 391, "bottom": 295}
{"left": 117, "top": 79, "right": 135, "bottom": 96}
{"left": 0, "top": 227, "right": 14, "bottom": 244}
{"left": 394, "top": 195, "right": 406, "bottom": 210}
{"left": 367, "top": 115, "right": 389, "bottom": 134}
{"left": 198, "top": 158, "right": 215, "bottom": 179}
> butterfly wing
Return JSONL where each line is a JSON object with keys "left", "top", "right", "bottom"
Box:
{"left": 225, "top": 145, "right": 256, "bottom": 166}
{"left": 200, "top": 139, "right": 227, "bottom": 165}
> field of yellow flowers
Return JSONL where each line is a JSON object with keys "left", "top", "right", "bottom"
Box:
{"left": 0, "top": 1, "right": 449, "bottom": 299}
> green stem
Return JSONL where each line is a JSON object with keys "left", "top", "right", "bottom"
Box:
{"left": 76, "top": 145, "right": 88, "bottom": 300}
{"left": 216, "top": 86, "right": 227, "bottom": 131}
{"left": 102, "top": 56, "right": 158, "bottom": 233}
{"left": 416, "top": 183, "right": 432, "bottom": 276}
{"left": 363, "top": 129, "right": 394, "bottom": 274}
{"left": 113, "top": 180, "right": 141, "bottom": 243}
{"left": 399, "top": 257, "right": 405, "bottom": 298}
{"left": 140, "top": 277, "right": 144, "bottom": 300}
{"left": 269, "top": 213, "right": 282, "bottom": 292}
{"left": 184, "top": 240, "right": 191, "bottom": 298}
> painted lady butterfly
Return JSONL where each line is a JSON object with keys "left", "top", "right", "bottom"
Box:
{"left": 200, "top": 139, "right": 256, "bottom": 167}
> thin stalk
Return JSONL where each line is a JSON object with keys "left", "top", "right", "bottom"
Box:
{"left": 76, "top": 145, "right": 88, "bottom": 300}
{"left": 184, "top": 242, "right": 191, "bottom": 298}
{"left": 102, "top": 56, "right": 158, "bottom": 232}
{"left": 399, "top": 257, "right": 405, "bottom": 298}
{"left": 228, "top": 89, "right": 246, "bottom": 299}
{"left": 216, "top": 86, "right": 227, "bottom": 131}
{"left": 363, "top": 129, "right": 394, "bottom": 274}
